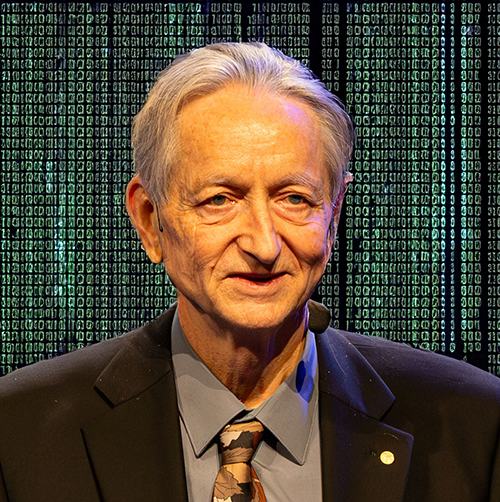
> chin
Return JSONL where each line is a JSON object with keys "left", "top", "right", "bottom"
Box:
{"left": 212, "top": 299, "right": 305, "bottom": 333}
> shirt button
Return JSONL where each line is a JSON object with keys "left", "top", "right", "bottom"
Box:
{"left": 379, "top": 450, "right": 395, "bottom": 465}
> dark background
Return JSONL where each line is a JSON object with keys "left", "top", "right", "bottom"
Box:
{"left": 1, "top": 1, "right": 499, "bottom": 376}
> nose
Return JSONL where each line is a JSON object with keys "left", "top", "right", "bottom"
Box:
{"left": 236, "top": 201, "right": 282, "bottom": 265}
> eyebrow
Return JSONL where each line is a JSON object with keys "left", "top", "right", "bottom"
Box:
{"left": 273, "top": 173, "right": 324, "bottom": 192}
{"left": 192, "top": 175, "right": 241, "bottom": 192}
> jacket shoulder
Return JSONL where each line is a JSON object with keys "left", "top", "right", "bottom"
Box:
{"left": 0, "top": 329, "right": 128, "bottom": 399}
{"left": 333, "top": 328, "right": 500, "bottom": 396}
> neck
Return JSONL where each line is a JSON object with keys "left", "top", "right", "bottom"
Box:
{"left": 177, "top": 298, "right": 308, "bottom": 408}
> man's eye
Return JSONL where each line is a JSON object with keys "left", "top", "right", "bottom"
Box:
{"left": 210, "top": 195, "right": 228, "bottom": 206}
{"left": 287, "top": 194, "right": 306, "bottom": 205}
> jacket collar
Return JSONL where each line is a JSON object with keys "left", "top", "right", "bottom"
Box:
{"left": 93, "top": 307, "right": 176, "bottom": 406}
{"left": 316, "top": 326, "right": 395, "bottom": 420}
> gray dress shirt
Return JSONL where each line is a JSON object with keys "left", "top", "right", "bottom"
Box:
{"left": 171, "top": 311, "right": 322, "bottom": 502}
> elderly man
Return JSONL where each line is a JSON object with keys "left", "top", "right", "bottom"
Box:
{"left": 0, "top": 42, "right": 499, "bottom": 502}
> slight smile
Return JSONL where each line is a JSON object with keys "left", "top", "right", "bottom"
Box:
{"left": 227, "top": 272, "right": 288, "bottom": 286}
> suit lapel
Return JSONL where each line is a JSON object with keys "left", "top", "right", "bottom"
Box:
{"left": 316, "top": 329, "right": 413, "bottom": 502}
{"left": 81, "top": 307, "right": 189, "bottom": 502}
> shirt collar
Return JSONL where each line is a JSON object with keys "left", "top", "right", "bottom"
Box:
{"left": 171, "top": 310, "right": 318, "bottom": 466}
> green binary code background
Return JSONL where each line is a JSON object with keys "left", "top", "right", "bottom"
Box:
{"left": 1, "top": 1, "right": 499, "bottom": 376}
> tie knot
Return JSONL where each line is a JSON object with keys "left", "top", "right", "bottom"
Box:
{"left": 219, "top": 420, "right": 265, "bottom": 466}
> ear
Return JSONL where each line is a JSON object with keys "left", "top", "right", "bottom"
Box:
{"left": 125, "top": 175, "right": 163, "bottom": 263}
{"left": 328, "top": 172, "right": 353, "bottom": 246}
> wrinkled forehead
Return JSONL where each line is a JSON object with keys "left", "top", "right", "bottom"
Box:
{"left": 178, "top": 83, "right": 320, "bottom": 139}
{"left": 179, "top": 85, "right": 325, "bottom": 165}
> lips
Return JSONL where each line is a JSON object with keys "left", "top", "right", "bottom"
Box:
{"left": 228, "top": 272, "right": 287, "bottom": 284}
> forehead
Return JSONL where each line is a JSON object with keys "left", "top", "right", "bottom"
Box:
{"left": 175, "top": 84, "right": 325, "bottom": 184}
{"left": 179, "top": 83, "right": 319, "bottom": 129}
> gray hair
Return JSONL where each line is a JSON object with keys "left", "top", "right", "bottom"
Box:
{"left": 132, "top": 42, "right": 354, "bottom": 205}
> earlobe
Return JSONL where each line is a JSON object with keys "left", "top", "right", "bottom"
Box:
{"left": 125, "top": 175, "right": 164, "bottom": 263}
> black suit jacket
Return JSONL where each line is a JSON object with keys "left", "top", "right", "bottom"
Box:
{"left": 0, "top": 304, "right": 499, "bottom": 501}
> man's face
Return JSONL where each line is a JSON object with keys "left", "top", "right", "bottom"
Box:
{"left": 156, "top": 84, "right": 337, "bottom": 332}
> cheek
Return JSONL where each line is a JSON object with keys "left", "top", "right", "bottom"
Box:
{"left": 289, "top": 223, "right": 332, "bottom": 265}
{"left": 308, "top": 240, "right": 331, "bottom": 270}
{"left": 166, "top": 219, "right": 234, "bottom": 274}
{"left": 161, "top": 216, "right": 199, "bottom": 272}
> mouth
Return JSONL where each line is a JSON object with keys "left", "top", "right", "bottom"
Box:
{"left": 228, "top": 272, "right": 287, "bottom": 285}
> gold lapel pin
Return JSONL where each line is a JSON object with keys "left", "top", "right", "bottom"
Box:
{"left": 379, "top": 450, "right": 395, "bottom": 465}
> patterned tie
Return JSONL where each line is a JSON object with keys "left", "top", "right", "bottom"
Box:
{"left": 212, "top": 420, "right": 267, "bottom": 502}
